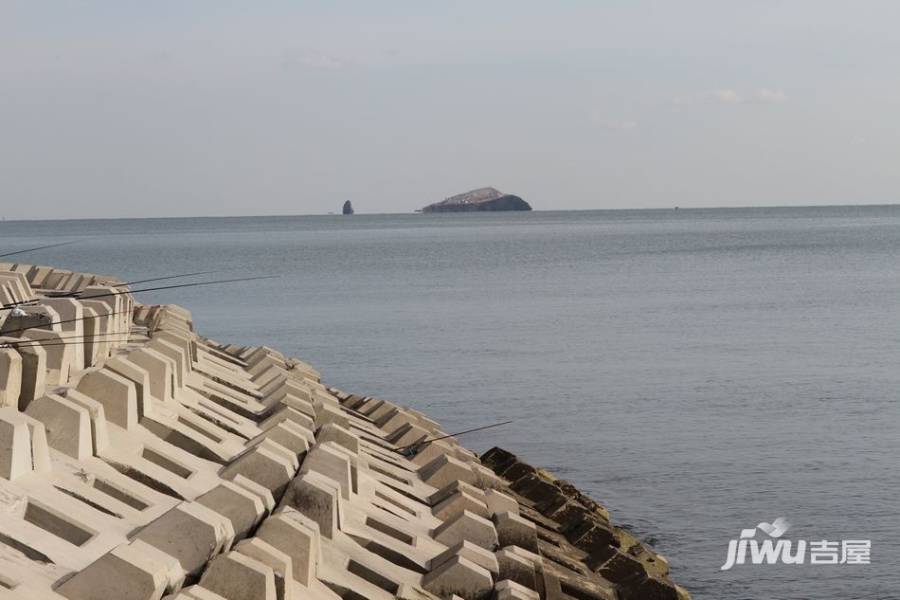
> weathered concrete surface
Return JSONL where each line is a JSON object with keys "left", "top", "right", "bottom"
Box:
{"left": 0, "top": 262, "right": 689, "bottom": 600}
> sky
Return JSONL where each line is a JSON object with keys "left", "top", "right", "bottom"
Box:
{"left": 2, "top": 1, "right": 900, "bottom": 218}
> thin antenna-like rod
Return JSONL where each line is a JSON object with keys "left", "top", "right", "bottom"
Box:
{"left": 0, "top": 309, "right": 133, "bottom": 337}
{"left": 1, "top": 337, "right": 135, "bottom": 350}
{"left": 113, "top": 271, "right": 219, "bottom": 288}
{"left": 2, "top": 275, "right": 279, "bottom": 309}
{"left": 51, "top": 270, "right": 219, "bottom": 297}
{"left": 396, "top": 420, "right": 514, "bottom": 453}
{"left": 0, "top": 241, "right": 77, "bottom": 260}
{"left": 0, "top": 329, "right": 157, "bottom": 346}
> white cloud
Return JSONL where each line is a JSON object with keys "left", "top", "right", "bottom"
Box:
{"left": 705, "top": 89, "right": 743, "bottom": 104}
{"left": 677, "top": 88, "right": 788, "bottom": 106}
{"left": 753, "top": 88, "right": 787, "bottom": 104}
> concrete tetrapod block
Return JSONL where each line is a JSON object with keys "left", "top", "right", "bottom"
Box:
{"left": 25, "top": 393, "right": 93, "bottom": 460}
{"left": 299, "top": 442, "right": 353, "bottom": 500}
{"left": 250, "top": 363, "right": 285, "bottom": 388}
{"left": 357, "top": 395, "right": 386, "bottom": 411}
{"left": 375, "top": 407, "right": 411, "bottom": 430}
{"left": 483, "top": 489, "right": 519, "bottom": 516}
{"left": 255, "top": 509, "right": 320, "bottom": 586}
{"left": 275, "top": 418, "right": 315, "bottom": 448}
{"left": 196, "top": 480, "right": 268, "bottom": 542}
{"left": 422, "top": 554, "right": 494, "bottom": 600}
{"left": 269, "top": 383, "right": 313, "bottom": 408}
{"left": 76, "top": 367, "right": 139, "bottom": 429}
{"left": 395, "top": 584, "right": 458, "bottom": 600}
{"left": 495, "top": 579, "right": 540, "bottom": 600}
{"left": 429, "top": 539, "right": 499, "bottom": 577}
{"left": 234, "top": 538, "right": 294, "bottom": 600}
{"left": 147, "top": 339, "right": 187, "bottom": 390}
{"left": 432, "top": 488, "right": 491, "bottom": 521}
{"left": 410, "top": 439, "right": 459, "bottom": 467}
{"left": 264, "top": 378, "right": 312, "bottom": 402}
{"left": 174, "top": 586, "right": 229, "bottom": 599}
{"left": 22, "top": 410, "right": 52, "bottom": 474}
{"left": 154, "top": 331, "right": 195, "bottom": 367}
{"left": 41, "top": 297, "right": 85, "bottom": 368}
{"left": 494, "top": 511, "right": 539, "bottom": 553}
{"left": 278, "top": 472, "right": 341, "bottom": 539}
{"left": 495, "top": 548, "right": 538, "bottom": 591}
{"left": 56, "top": 540, "right": 170, "bottom": 600}
{"left": 315, "top": 422, "right": 359, "bottom": 455}
{"left": 231, "top": 474, "right": 276, "bottom": 515}
{"left": 20, "top": 328, "right": 73, "bottom": 387}
{"left": 80, "top": 299, "right": 119, "bottom": 360}
{"left": 430, "top": 480, "right": 486, "bottom": 507}
{"left": 260, "top": 406, "right": 316, "bottom": 436}
{"left": 13, "top": 342, "right": 47, "bottom": 410}
{"left": 259, "top": 422, "right": 310, "bottom": 457}
{"left": 0, "top": 407, "right": 33, "bottom": 480}
{"left": 135, "top": 502, "right": 235, "bottom": 577}
{"left": 63, "top": 389, "right": 111, "bottom": 455}
{"left": 198, "top": 551, "right": 276, "bottom": 600}
{"left": 220, "top": 443, "right": 296, "bottom": 499}
{"left": 470, "top": 463, "right": 504, "bottom": 490}
{"left": 171, "top": 586, "right": 228, "bottom": 599}
{"left": 368, "top": 402, "right": 400, "bottom": 425}
{"left": 256, "top": 438, "right": 300, "bottom": 473}
{"left": 0, "top": 272, "right": 31, "bottom": 302}
{"left": 80, "top": 305, "right": 103, "bottom": 367}
{"left": 312, "top": 403, "right": 348, "bottom": 430}
{"left": 419, "top": 454, "right": 477, "bottom": 490}
{"left": 127, "top": 347, "right": 176, "bottom": 405}
{"left": 0, "top": 348, "right": 22, "bottom": 409}
{"left": 106, "top": 356, "right": 156, "bottom": 417}
{"left": 433, "top": 510, "right": 499, "bottom": 550}
{"left": 387, "top": 422, "right": 430, "bottom": 447}
{"left": 260, "top": 380, "right": 307, "bottom": 408}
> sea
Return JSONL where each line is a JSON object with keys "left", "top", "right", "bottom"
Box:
{"left": 2, "top": 206, "right": 898, "bottom": 599}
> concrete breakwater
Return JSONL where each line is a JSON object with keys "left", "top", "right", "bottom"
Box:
{"left": 0, "top": 262, "right": 689, "bottom": 600}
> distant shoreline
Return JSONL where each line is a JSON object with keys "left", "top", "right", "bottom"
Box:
{"left": 2, "top": 202, "right": 899, "bottom": 223}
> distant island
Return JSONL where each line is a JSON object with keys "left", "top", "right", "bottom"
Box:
{"left": 421, "top": 187, "right": 532, "bottom": 213}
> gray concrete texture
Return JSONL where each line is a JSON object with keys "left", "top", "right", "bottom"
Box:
{"left": 0, "top": 263, "right": 689, "bottom": 600}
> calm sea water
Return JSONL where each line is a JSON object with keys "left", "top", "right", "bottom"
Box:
{"left": 2, "top": 207, "right": 898, "bottom": 599}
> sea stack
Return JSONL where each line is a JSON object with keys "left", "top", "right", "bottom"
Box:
{"left": 0, "top": 261, "right": 690, "bottom": 600}
{"left": 422, "top": 187, "right": 532, "bottom": 213}
{"left": 342, "top": 200, "right": 354, "bottom": 215}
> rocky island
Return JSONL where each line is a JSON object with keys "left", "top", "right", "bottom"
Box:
{"left": 422, "top": 187, "right": 532, "bottom": 213}
{"left": 0, "top": 261, "right": 688, "bottom": 600}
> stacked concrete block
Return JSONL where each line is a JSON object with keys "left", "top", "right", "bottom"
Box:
{"left": 0, "top": 348, "right": 22, "bottom": 408}
{"left": 0, "top": 271, "right": 35, "bottom": 307}
{"left": 0, "top": 263, "right": 690, "bottom": 600}
{"left": 0, "top": 341, "right": 48, "bottom": 410}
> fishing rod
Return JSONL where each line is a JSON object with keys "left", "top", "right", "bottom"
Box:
{"left": 1, "top": 275, "right": 279, "bottom": 310}
{"left": 0, "top": 328, "right": 161, "bottom": 348}
{"left": 395, "top": 420, "right": 514, "bottom": 456}
{"left": 0, "top": 336, "right": 136, "bottom": 350}
{"left": 0, "top": 241, "right": 77, "bottom": 260}
{"left": 0, "top": 308, "right": 134, "bottom": 337}
{"left": 50, "top": 271, "right": 221, "bottom": 297}
{"left": 113, "top": 270, "right": 219, "bottom": 288}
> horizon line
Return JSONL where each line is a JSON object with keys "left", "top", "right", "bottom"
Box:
{"left": 2, "top": 202, "right": 899, "bottom": 223}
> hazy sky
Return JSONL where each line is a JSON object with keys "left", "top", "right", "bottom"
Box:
{"left": 2, "top": 1, "right": 899, "bottom": 218}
